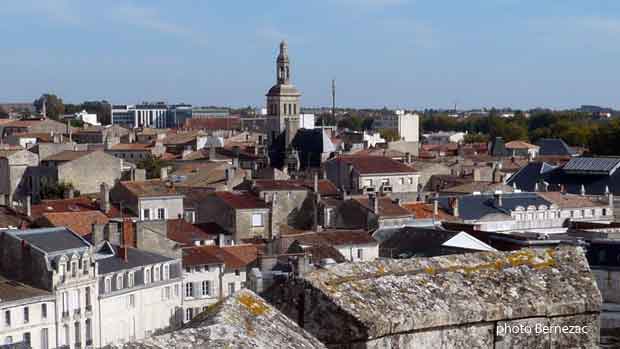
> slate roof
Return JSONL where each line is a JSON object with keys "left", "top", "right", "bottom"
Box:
{"left": 379, "top": 226, "right": 493, "bottom": 258}
{"left": 331, "top": 155, "right": 416, "bottom": 174}
{"left": 437, "top": 192, "right": 552, "bottom": 221}
{"left": 289, "top": 230, "right": 377, "bottom": 247}
{"left": 97, "top": 246, "right": 175, "bottom": 274}
{"left": 6, "top": 227, "right": 91, "bottom": 254}
{"left": 506, "top": 162, "right": 556, "bottom": 192}
{"left": 117, "top": 289, "right": 326, "bottom": 349}
{"left": 537, "top": 192, "right": 606, "bottom": 209}
{"left": 536, "top": 138, "right": 577, "bottom": 156}
{"left": 269, "top": 246, "right": 600, "bottom": 345}
{"left": 563, "top": 157, "right": 620, "bottom": 175}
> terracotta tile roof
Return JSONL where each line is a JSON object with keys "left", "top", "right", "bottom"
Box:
{"left": 183, "top": 117, "right": 241, "bottom": 130}
{"left": 109, "top": 143, "right": 153, "bottom": 151}
{"left": 38, "top": 210, "right": 109, "bottom": 236}
{"left": 215, "top": 191, "right": 267, "bottom": 209}
{"left": 252, "top": 179, "right": 339, "bottom": 196}
{"left": 353, "top": 196, "right": 413, "bottom": 217}
{"left": 182, "top": 244, "right": 258, "bottom": 269}
{"left": 120, "top": 180, "right": 182, "bottom": 197}
{"left": 166, "top": 219, "right": 223, "bottom": 245}
{"left": 400, "top": 202, "right": 459, "bottom": 221}
{"left": 163, "top": 131, "right": 206, "bottom": 145}
{"left": 333, "top": 155, "right": 416, "bottom": 174}
{"left": 505, "top": 140, "right": 539, "bottom": 150}
{"left": 537, "top": 192, "right": 605, "bottom": 209}
{"left": 42, "top": 150, "right": 92, "bottom": 162}
{"left": 30, "top": 197, "right": 99, "bottom": 219}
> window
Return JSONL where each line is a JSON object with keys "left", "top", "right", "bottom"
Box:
{"left": 83, "top": 259, "right": 89, "bottom": 275}
{"left": 41, "top": 304, "right": 47, "bottom": 319}
{"left": 185, "top": 308, "right": 193, "bottom": 322}
{"left": 144, "top": 268, "right": 152, "bottom": 284}
{"left": 185, "top": 266, "right": 191, "bottom": 273}
{"left": 235, "top": 269, "right": 240, "bottom": 276}
{"left": 72, "top": 261, "right": 77, "bottom": 277}
{"left": 63, "top": 325, "right": 69, "bottom": 347}
{"left": 185, "top": 283, "right": 194, "bottom": 298}
{"left": 4, "top": 336, "right": 12, "bottom": 345}
{"left": 158, "top": 208, "right": 165, "bottom": 220}
{"left": 85, "top": 319, "right": 92, "bottom": 343}
{"left": 604, "top": 208, "right": 608, "bottom": 216}
{"left": 165, "top": 286, "right": 171, "bottom": 299}
{"left": 116, "top": 274, "right": 124, "bottom": 290}
{"left": 201, "top": 281, "right": 210, "bottom": 296}
{"left": 399, "top": 178, "right": 404, "bottom": 185}
{"left": 4, "top": 311, "right": 10, "bottom": 327}
{"left": 85, "top": 287, "right": 91, "bottom": 310}
{"left": 228, "top": 282, "right": 235, "bottom": 295}
{"left": 23, "top": 333, "right": 30, "bottom": 346}
{"left": 105, "top": 278, "right": 112, "bottom": 293}
{"left": 163, "top": 264, "right": 170, "bottom": 280}
{"left": 251, "top": 213, "right": 263, "bottom": 227}
{"left": 41, "top": 328, "right": 49, "bottom": 349}
{"left": 129, "top": 294, "right": 135, "bottom": 308}
{"left": 128, "top": 272, "right": 135, "bottom": 287}
{"left": 154, "top": 265, "right": 161, "bottom": 282}
{"left": 408, "top": 177, "right": 414, "bottom": 185}
{"left": 357, "top": 249, "right": 364, "bottom": 260}
{"left": 143, "top": 208, "right": 150, "bottom": 220}
{"left": 74, "top": 321, "right": 81, "bottom": 346}
{"left": 23, "top": 307, "right": 29, "bottom": 323}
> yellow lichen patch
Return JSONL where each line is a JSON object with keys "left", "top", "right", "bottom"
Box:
{"left": 424, "top": 266, "right": 436, "bottom": 275}
{"left": 238, "top": 293, "right": 270, "bottom": 317}
{"left": 376, "top": 265, "right": 386, "bottom": 275}
{"left": 507, "top": 250, "right": 535, "bottom": 267}
{"left": 494, "top": 260, "right": 504, "bottom": 270}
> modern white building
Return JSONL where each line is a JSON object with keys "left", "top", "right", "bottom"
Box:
{"left": 96, "top": 243, "right": 183, "bottom": 347}
{"left": 299, "top": 114, "right": 315, "bottom": 129}
{"left": 73, "top": 110, "right": 100, "bottom": 126}
{"left": 373, "top": 110, "right": 419, "bottom": 142}
{"left": 111, "top": 103, "right": 168, "bottom": 129}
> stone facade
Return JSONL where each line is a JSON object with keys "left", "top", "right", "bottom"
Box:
{"left": 266, "top": 246, "right": 601, "bottom": 348}
{"left": 0, "top": 150, "right": 39, "bottom": 206}
{"left": 55, "top": 151, "right": 122, "bottom": 194}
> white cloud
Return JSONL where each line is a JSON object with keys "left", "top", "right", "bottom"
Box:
{"left": 111, "top": 3, "right": 208, "bottom": 45}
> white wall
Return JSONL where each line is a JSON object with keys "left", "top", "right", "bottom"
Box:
{"left": 0, "top": 300, "right": 56, "bottom": 349}
{"left": 139, "top": 197, "right": 184, "bottom": 221}
{"left": 98, "top": 281, "right": 182, "bottom": 346}
{"left": 336, "top": 243, "right": 379, "bottom": 262}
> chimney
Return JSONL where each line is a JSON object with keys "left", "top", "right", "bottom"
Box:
{"left": 209, "top": 145, "right": 216, "bottom": 160}
{"left": 433, "top": 193, "right": 439, "bottom": 216}
{"left": 92, "top": 223, "right": 105, "bottom": 244}
{"left": 313, "top": 171, "right": 319, "bottom": 193}
{"left": 473, "top": 168, "right": 482, "bottom": 182}
{"left": 118, "top": 246, "right": 128, "bottom": 263}
{"left": 450, "top": 197, "right": 459, "bottom": 217}
{"left": 609, "top": 189, "right": 614, "bottom": 210}
{"left": 368, "top": 193, "right": 379, "bottom": 214}
{"left": 99, "top": 183, "right": 110, "bottom": 213}
{"left": 495, "top": 192, "right": 503, "bottom": 207}
{"left": 66, "top": 120, "right": 72, "bottom": 142}
{"left": 122, "top": 218, "right": 135, "bottom": 248}
{"left": 580, "top": 184, "right": 586, "bottom": 196}
{"left": 25, "top": 195, "right": 31, "bottom": 217}
{"left": 160, "top": 166, "right": 168, "bottom": 181}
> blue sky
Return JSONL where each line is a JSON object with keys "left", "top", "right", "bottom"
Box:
{"left": 1, "top": 0, "right": 619, "bottom": 110}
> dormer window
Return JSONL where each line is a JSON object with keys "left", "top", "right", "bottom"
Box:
{"left": 144, "top": 268, "right": 152, "bottom": 284}
{"left": 163, "top": 264, "right": 170, "bottom": 280}
{"left": 116, "top": 274, "right": 123, "bottom": 290}
{"left": 104, "top": 278, "right": 112, "bottom": 293}
{"left": 153, "top": 265, "right": 160, "bottom": 282}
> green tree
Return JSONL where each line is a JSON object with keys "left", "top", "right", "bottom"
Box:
{"left": 137, "top": 156, "right": 170, "bottom": 179}
{"left": 41, "top": 181, "right": 80, "bottom": 200}
{"left": 33, "top": 94, "right": 65, "bottom": 120}
{"left": 380, "top": 129, "right": 400, "bottom": 142}
{"left": 464, "top": 133, "right": 488, "bottom": 143}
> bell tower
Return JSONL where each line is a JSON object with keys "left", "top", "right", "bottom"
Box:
{"left": 266, "top": 40, "right": 301, "bottom": 146}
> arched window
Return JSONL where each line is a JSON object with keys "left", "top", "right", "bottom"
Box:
{"left": 116, "top": 274, "right": 123, "bottom": 290}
